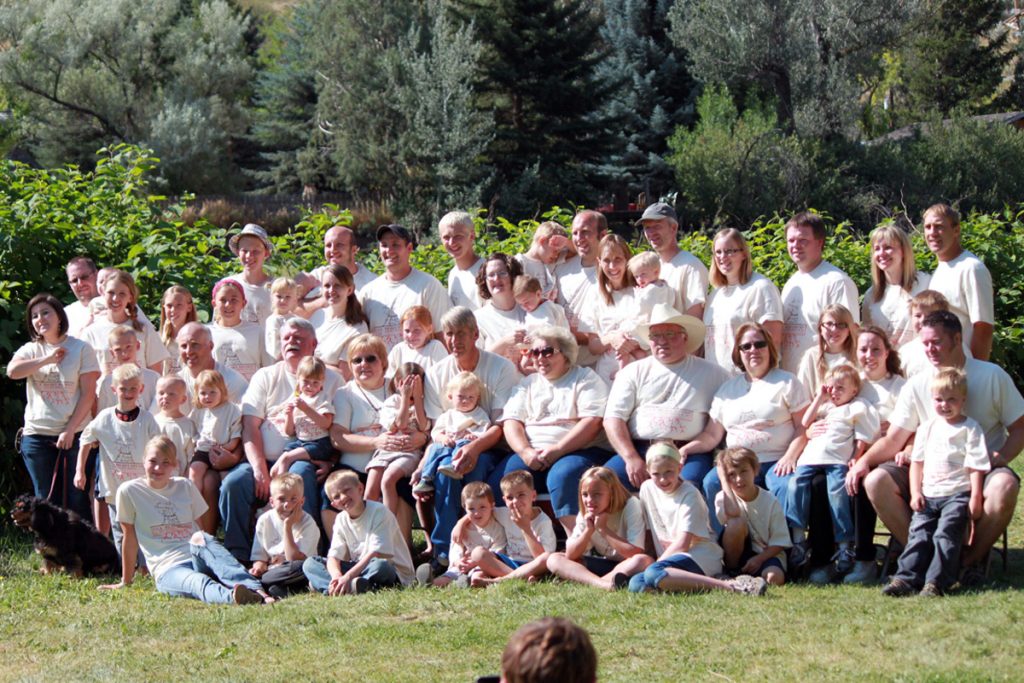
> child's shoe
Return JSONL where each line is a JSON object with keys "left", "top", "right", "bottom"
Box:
{"left": 730, "top": 575, "right": 768, "bottom": 596}
{"left": 415, "top": 562, "right": 436, "bottom": 586}
{"left": 789, "top": 540, "right": 811, "bottom": 569}
{"left": 412, "top": 477, "right": 435, "bottom": 494}
{"left": 349, "top": 576, "right": 371, "bottom": 594}
{"left": 232, "top": 584, "right": 263, "bottom": 605}
{"left": 843, "top": 560, "right": 877, "bottom": 585}
{"left": 919, "top": 582, "right": 943, "bottom": 598}
{"left": 832, "top": 547, "right": 856, "bottom": 575}
{"left": 881, "top": 577, "right": 915, "bottom": 597}
{"left": 436, "top": 465, "right": 463, "bottom": 480}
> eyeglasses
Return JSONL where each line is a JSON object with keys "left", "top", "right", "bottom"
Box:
{"left": 528, "top": 346, "right": 557, "bottom": 358}
{"left": 713, "top": 248, "right": 743, "bottom": 258}
{"left": 351, "top": 355, "right": 378, "bottom": 364}
{"left": 649, "top": 330, "right": 683, "bottom": 342}
{"left": 821, "top": 322, "right": 849, "bottom": 331}
{"left": 738, "top": 340, "right": 768, "bottom": 352}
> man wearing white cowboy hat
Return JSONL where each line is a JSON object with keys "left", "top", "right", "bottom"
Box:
{"left": 227, "top": 223, "right": 275, "bottom": 326}
{"left": 604, "top": 303, "right": 730, "bottom": 492}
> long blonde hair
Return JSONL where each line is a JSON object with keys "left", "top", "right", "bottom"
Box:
{"left": 869, "top": 224, "right": 920, "bottom": 302}
{"left": 577, "top": 466, "right": 630, "bottom": 516}
{"left": 159, "top": 285, "right": 197, "bottom": 345}
{"left": 106, "top": 270, "right": 144, "bottom": 333}
{"left": 595, "top": 235, "right": 635, "bottom": 306}
{"left": 816, "top": 304, "right": 858, "bottom": 382}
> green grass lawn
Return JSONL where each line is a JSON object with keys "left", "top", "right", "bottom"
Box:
{"left": 2, "top": 515, "right": 1023, "bottom": 683}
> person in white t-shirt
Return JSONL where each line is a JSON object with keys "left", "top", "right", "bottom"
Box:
{"left": 82, "top": 270, "right": 169, "bottom": 375}
{"left": 795, "top": 304, "right": 858, "bottom": 397}
{"left": 899, "top": 290, "right": 959, "bottom": 378}
{"left": 421, "top": 481, "right": 507, "bottom": 587}
{"left": 439, "top": 211, "right": 484, "bottom": 310}
{"left": 584, "top": 235, "right": 649, "bottom": 382}
{"left": 361, "top": 224, "right": 451, "bottom": 350}
{"left": 703, "top": 228, "right": 783, "bottom": 373}
{"left": 249, "top": 472, "right": 320, "bottom": 598}
{"left": 847, "top": 310, "right": 1023, "bottom": 584}
{"left": 297, "top": 225, "right": 377, "bottom": 316}
{"left": 779, "top": 212, "right": 859, "bottom": 373}
{"left": 188, "top": 369, "right": 243, "bottom": 533}
{"left": 158, "top": 285, "right": 197, "bottom": 376}
{"left": 264, "top": 277, "right": 299, "bottom": 362}
{"left": 555, "top": 210, "right": 607, "bottom": 367}
{"left": 226, "top": 223, "right": 274, "bottom": 326}
{"left": 174, "top": 323, "right": 249, "bottom": 415}
{"left": 636, "top": 202, "right": 709, "bottom": 319}
{"left": 385, "top": 305, "right": 448, "bottom": 377}
{"left": 311, "top": 264, "right": 370, "bottom": 380}
{"left": 862, "top": 223, "right": 930, "bottom": 349}
{"left": 208, "top": 278, "right": 273, "bottom": 382}
{"left": 154, "top": 376, "right": 195, "bottom": 477}
{"left": 512, "top": 275, "right": 569, "bottom": 332}
{"left": 514, "top": 221, "right": 573, "bottom": 299}
{"left": 473, "top": 253, "right": 529, "bottom": 364}
{"left": 64, "top": 256, "right": 100, "bottom": 338}
{"left": 94, "top": 326, "right": 160, "bottom": 414}
{"left": 923, "top": 203, "right": 994, "bottom": 360}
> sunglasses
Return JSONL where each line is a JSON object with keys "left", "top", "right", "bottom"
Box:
{"left": 351, "top": 355, "right": 378, "bottom": 364}
{"left": 738, "top": 340, "right": 768, "bottom": 352}
{"left": 528, "top": 346, "right": 557, "bottom": 358}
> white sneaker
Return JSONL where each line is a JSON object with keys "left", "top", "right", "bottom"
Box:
{"left": 843, "top": 560, "right": 878, "bottom": 585}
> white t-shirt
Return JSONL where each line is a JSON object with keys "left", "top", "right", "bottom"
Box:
{"left": 474, "top": 302, "right": 526, "bottom": 350}
{"left": 524, "top": 300, "right": 569, "bottom": 331}
{"left": 501, "top": 366, "right": 608, "bottom": 449}
{"left": 177, "top": 362, "right": 248, "bottom": 416}
{"left": 264, "top": 313, "right": 297, "bottom": 362}
{"left": 861, "top": 272, "right": 931, "bottom": 349}
{"left": 799, "top": 398, "right": 880, "bottom": 466}
{"left": 361, "top": 269, "right": 451, "bottom": 350}
{"left": 327, "top": 500, "right": 415, "bottom": 585}
{"left": 209, "top": 321, "right": 271, "bottom": 382}
{"left": 703, "top": 273, "right": 784, "bottom": 373}
{"left": 242, "top": 361, "right": 342, "bottom": 461}
{"left": 251, "top": 508, "right": 321, "bottom": 563}
{"left": 796, "top": 349, "right": 854, "bottom": 397}
{"left": 386, "top": 340, "right": 449, "bottom": 376}
{"left": 155, "top": 413, "right": 197, "bottom": 475}
{"left": 661, "top": 249, "right": 710, "bottom": 313}
{"left": 312, "top": 314, "right": 368, "bottom": 366}
{"left": 378, "top": 393, "right": 428, "bottom": 441}
{"left": 780, "top": 261, "right": 859, "bottom": 373}
{"left": 193, "top": 401, "right": 242, "bottom": 451}
{"left": 714, "top": 487, "right": 791, "bottom": 570}
{"left": 116, "top": 477, "right": 205, "bottom": 580}
{"left": 930, "top": 251, "right": 994, "bottom": 350}
{"left": 82, "top": 408, "right": 162, "bottom": 499}
{"left": 605, "top": 355, "right": 730, "bottom": 442}
{"left": 492, "top": 507, "right": 558, "bottom": 561}
{"left": 96, "top": 367, "right": 159, "bottom": 413}
{"left": 65, "top": 300, "right": 92, "bottom": 338}
{"left": 889, "top": 358, "right": 1024, "bottom": 454}
{"left": 289, "top": 391, "right": 334, "bottom": 442}
{"left": 912, "top": 416, "right": 991, "bottom": 498}
{"left": 640, "top": 479, "right": 723, "bottom": 576}
{"left": 425, "top": 351, "right": 521, "bottom": 421}
{"left": 447, "top": 516, "right": 507, "bottom": 570}
{"left": 554, "top": 257, "right": 598, "bottom": 333}
{"left": 82, "top": 316, "right": 169, "bottom": 375}
{"left": 568, "top": 496, "right": 645, "bottom": 560}
{"left": 583, "top": 287, "right": 646, "bottom": 383}
{"left": 515, "top": 254, "right": 558, "bottom": 296}
{"left": 162, "top": 337, "right": 183, "bottom": 376}
{"left": 431, "top": 407, "right": 492, "bottom": 444}
{"left": 858, "top": 373, "right": 906, "bottom": 424}
{"left": 710, "top": 368, "right": 809, "bottom": 463}
{"left": 448, "top": 258, "right": 484, "bottom": 310}
{"left": 13, "top": 336, "right": 99, "bottom": 436}
{"left": 332, "top": 381, "right": 387, "bottom": 471}
{"left": 227, "top": 274, "right": 273, "bottom": 326}
{"left": 634, "top": 282, "right": 676, "bottom": 320}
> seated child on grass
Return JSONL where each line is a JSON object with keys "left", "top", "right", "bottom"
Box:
{"left": 250, "top": 473, "right": 321, "bottom": 598}
{"left": 468, "top": 470, "right": 557, "bottom": 587}
{"left": 715, "top": 447, "right": 790, "bottom": 586}
{"left": 101, "top": 435, "right": 272, "bottom": 605}
{"left": 883, "top": 368, "right": 990, "bottom": 597}
{"left": 420, "top": 481, "right": 507, "bottom": 588}
{"left": 413, "top": 371, "right": 491, "bottom": 493}
{"left": 629, "top": 443, "right": 765, "bottom": 595}
{"left": 303, "top": 470, "right": 415, "bottom": 595}
{"left": 546, "top": 466, "right": 650, "bottom": 591}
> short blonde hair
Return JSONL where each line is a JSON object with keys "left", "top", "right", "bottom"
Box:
{"left": 627, "top": 251, "right": 660, "bottom": 276}
{"left": 156, "top": 375, "right": 186, "bottom": 392}
{"left": 533, "top": 220, "right": 568, "bottom": 244}
{"left": 347, "top": 334, "right": 388, "bottom": 374}
{"left": 717, "top": 447, "right": 758, "bottom": 473}
{"left": 446, "top": 371, "right": 484, "bottom": 398}
{"left": 145, "top": 434, "right": 179, "bottom": 467}
{"left": 325, "top": 470, "right": 361, "bottom": 497}
{"left": 513, "top": 275, "right": 542, "bottom": 297}
{"left": 500, "top": 470, "right": 535, "bottom": 496}
{"left": 296, "top": 356, "right": 326, "bottom": 382}
{"left": 910, "top": 290, "right": 950, "bottom": 313}
{"left": 271, "top": 472, "right": 304, "bottom": 496}
{"left": 931, "top": 367, "right": 967, "bottom": 398}
{"left": 193, "top": 369, "right": 229, "bottom": 409}
{"left": 461, "top": 481, "right": 495, "bottom": 505}
{"left": 270, "top": 277, "right": 298, "bottom": 295}
{"left": 825, "top": 364, "right": 861, "bottom": 394}
{"left": 107, "top": 324, "right": 138, "bottom": 345}
{"left": 111, "top": 363, "right": 143, "bottom": 386}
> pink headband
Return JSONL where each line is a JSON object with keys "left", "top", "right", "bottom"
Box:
{"left": 211, "top": 279, "right": 247, "bottom": 307}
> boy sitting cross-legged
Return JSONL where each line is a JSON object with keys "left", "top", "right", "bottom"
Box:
{"left": 250, "top": 473, "right": 321, "bottom": 598}
{"left": 303, "top": 470, "right": 415, "bottom": 595}
{"left": 418, "top": 481, "right": 507, "bottom": 588}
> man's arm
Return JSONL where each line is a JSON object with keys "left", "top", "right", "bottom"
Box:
{"left": 970, "top": 322, "right": 994, "bottom": 362}
{"left": 242, "top": 415, "right": 271, "bottom": 500}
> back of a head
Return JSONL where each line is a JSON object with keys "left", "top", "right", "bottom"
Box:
{"left": 501, "top": 618, "right": 597, "bottom": 683}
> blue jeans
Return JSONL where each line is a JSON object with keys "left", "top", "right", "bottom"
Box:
{"left": 499, "top": 447, "right": 611, "bottom": 518}
{"left": 787, "top": 464, "right": 853, "bottom": 543}
{"left": 430, "top": 449, "right": 502, "bottom": 558}
{"left": 605, "top": 441, "right": 713, "bottom": 493}
{"left": 303, "top": 556, "right": 400, "bottom": 593}
{"left": 703, "top": 460, "right": 789, "bottom": 534}
{"left": 421, "top": 440, "right": 472, "bottom": 482}
{"left": 895, "top": 492, "right": 970, "bottom": 590}
{"left": 20, "top": 432, "right": 91, "bottom": 519}
{"left": 628, "top": 553, "right": 704, "bottom": 592}
{"left": 155, "top": 532, "right": 263, "bottom": 603}
{"left": 219, "top": 459, "right": 320, "bottom": 563}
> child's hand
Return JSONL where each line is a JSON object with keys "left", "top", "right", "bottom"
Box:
{"left": 741, "top": 557, "right": 764, "bottom": 576}
{"left": 328, "top": 574, "right": 347, "bottom": 596}
{"left": 593, "top": 512, "right": 609, "bottom": 532}
{"left": 510, "top": 505, "right": 532, "bottom": 531}
{"left": 409, "top": 374, "right": 423, "bottom": 401}
{"left": 98, "top": 581, "right": 128, "bottom": 591}
{"left": 910, "top": 493, "right": 924, "bottom": 512}
{"left": 73, "top": 470, "right": 87, "bottom": 491}
{"left": 454, "top": 555, "right": 475, "bottom": 573}
{"left": 250, "top": 561, "right": 268, "bottom": 578}
{"left": 444, "top": 435, "right": 457, "bottom": 448}
{"left": 583, "top": 512, "right": 598, "bottom": 531}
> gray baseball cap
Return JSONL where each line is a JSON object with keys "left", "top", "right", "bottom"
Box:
{"left": 636, "top": 202, "right": 678, "bottom": 225}
{"left": 376, "top": 223, "right": 416, "bottom": 247}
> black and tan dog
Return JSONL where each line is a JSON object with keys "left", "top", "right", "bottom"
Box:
{"left": 10, "top": 495, "right": 119, "bottom": 576}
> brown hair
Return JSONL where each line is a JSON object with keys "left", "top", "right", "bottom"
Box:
{"left": 324, "top": 264, "right": 368, "bottom": 326}
{"left": 857, "top": 325, "right": 904, "bottom": 378}
{"left": 501, "top": 617, "right": 597, "bottom": 683}
{"left": 105, "top": 270, "right": 144, "bottom": 332}
{"left": 596, "top": 234, "right": 635, "bottom": 305}
{"left": 717, "top": 447, "right": 759, "bottom": 473}
{"left": 785, "top": 211, "right": 826, "bottom": 240}
{"left": 475, "top": 253, "right": 523, "bottom": 301}
{"left": 25, "top": 293, "right": 69, "bottom": 341}
{"left": 730, "top": 321, "right": 780, "bottom": 372}
{"left": 500, "top": 470, "right": 536, "bottom": 496}
{"left": 461, "top": 481, "right": 495, "bottom": 505}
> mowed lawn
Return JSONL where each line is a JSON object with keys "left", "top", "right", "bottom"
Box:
{"left": 2, "top": 495, "right": 1023, "bottom": 682}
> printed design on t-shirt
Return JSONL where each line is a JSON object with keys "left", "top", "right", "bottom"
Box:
{"left": 111, "top": 434, "right": 144, "bottom": 482}
{"left": 729, "top": 411, "right": 774, "bottom": 447}
{"left": 373, "top": 310, "right": 401, "bottom": 349}
{"left": 151, "top": 499, "right": 193, "bottom": 541}
{"left": 222, "top": 346, "right": 256, "bottom": 381}
{"left": 635, "top": 405, "right": 694, "bottom": 437}
{"left": 294, "top": 398, "right": 329, "bottom": 441}
{"left": 241, "top": 302, "right": 260, "bottom": 324}
{"left": 782, "top": 292, "right": 806, "bottom": 351}
{"left": 37, "top": 362, "right": 72, "bottom": 406}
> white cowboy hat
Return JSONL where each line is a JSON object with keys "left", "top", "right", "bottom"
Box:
{"left": 634, "top": 303, "right": 706, "bottom": 354}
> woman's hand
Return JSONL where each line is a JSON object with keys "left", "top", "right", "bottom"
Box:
{"left": 56, "top": 430, "right": 74, "bottom": 451}
{"left": 772, "top": 454, "right": 798, "bottom": 477}
{"left": 520, "top": 447, "right": 545, "bottom": 471}
{"left": 47, "top": 346, "right": 67, "bottom": 366}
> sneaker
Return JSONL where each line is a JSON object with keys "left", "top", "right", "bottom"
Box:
{"left": 412, "top": 478, "right": 435, "bottom": 494}
{"left": 730, "top": 574, "right": 768, "bottom": 596}
{"left": 415, "top": 562, "right": 435, "bottom": 586}
{"left": 232, "top": 584, "right": 263, "bottom": 605}
{"left": 452, "top": 573, "right": 471, "bottom": 589}
{"left": 882, "top": 578, "right": 916, "bottom": 597}
{"left": 808, "top": 565, "right": 833, "bottom": 585}
{"left": 612, "top": 572, "right": 630, "bottom": 590}
{"left": 832, "top": 547, "right": 856, "bottom": 575}
{"left": 843, "top": 560, "right": 878, "bottom": 585}
{"left": 789, "top": 540, "right": 811, "bottom": 569}
{"left": 349, "top": 576, "right": 371, "bottom": 595}
{"left": 920, "top": 582, "right": 943, "bottom": 598}
{"left": 436, "top": 465, "right": 463, "bottom": 480}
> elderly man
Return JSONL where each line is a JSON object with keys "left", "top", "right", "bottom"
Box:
{"left": 554, "top": 210, "right": 606, "bottom": 365}
{"left": 439, "top": 210, "right": 484, "bottom": 310}
{"left": 296, "top": 224, "right": 376, "bottom": 315}
{"left": 419, "top": 307, "right": 521, "bottom": 561}
{"left": 604, "top": 303, "right": 730, "bottom": 491}
{"left": 219, "top": 318, "right": 343, "bottom": 562}
{"left": 64, "top": 256, "right": 100, "bottom": 337}
{"left": 360, "top": 224, "right": 451, "bottom": 349}
{"left": 175, "top": 322, "right": 248, "bottom": 412}
{"left": 779, "top": 211, "right": 859, "bottom": 372}
{"left": 847, "top": 311, "right": 1023, "bottom": 584}
{"left": 637, "top": 202, "right": 709, "bottom": 320}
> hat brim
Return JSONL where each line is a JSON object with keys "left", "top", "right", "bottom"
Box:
{"left": 229, "top": 232, "right": 273, "bottom": 256}
{"left": 635, "top": 314, "right": 706, "bottom": 354}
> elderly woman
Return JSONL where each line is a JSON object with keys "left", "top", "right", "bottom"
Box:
{"left": 472, "top": 253, "right": 527, "bottom": 364}
{"left": 8, "top": 293, "right": 100, "bottom": 519}
{"left": 685, "top": 322, "right": 810, "bottom": 531}
{"left": 327, "top": 333, "right": 416, "bottom": 537}
{"left": 703, "top": 228, "right": 784, "bottom": 373}
{"left": 498, "top": 326, "right": 611, "bottom": 534}
{"left": 862, "top": 223, "right": 930, "bottom": 349}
